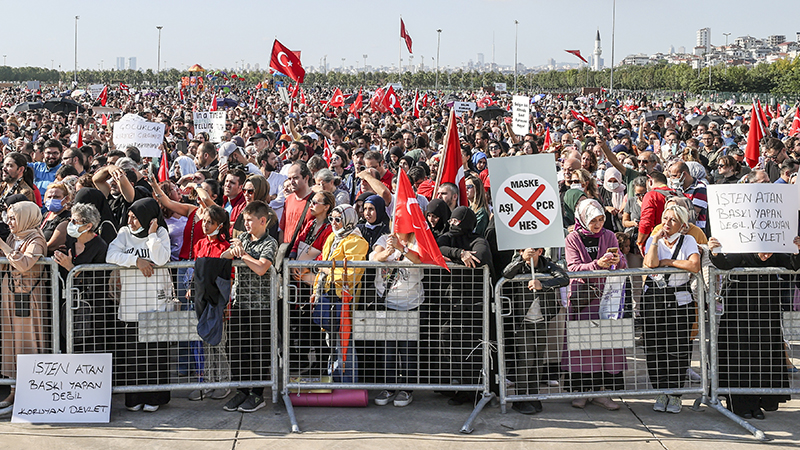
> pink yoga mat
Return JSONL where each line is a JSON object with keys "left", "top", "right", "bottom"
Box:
{"left": 289, "top": 389, "right": 369, "bottom": 407}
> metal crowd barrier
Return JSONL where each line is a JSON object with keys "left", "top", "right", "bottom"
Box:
{"left": 495, "top": 267, "right": 708, "bottom": 415}
{"left": 706, "top": 266, "right": 800, "bottom": 441}
{"left": 281, "top": 260, "right": 493, "bottom": 433}
{"left": 64, "top": 260, "right": 279, "bottom": 404}
{"left": 0, "top": 257, "right": 60, "bottom": 386}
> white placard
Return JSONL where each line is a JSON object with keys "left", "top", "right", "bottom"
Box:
{"left": 88, "top": 84, "right": 105, "bottom": 99}
{"left": 494, "top": 82, "right": 507, "bottom": 92}
{"left": 277, "top": 86, "right": 290, "bottom": 103}
{"left": 708, "top": 184, "right": 798, "bottom": 254}
{"left": 193, "top": 111, "right": 226, "bottom": 143}
{"left": 453, "top": 101, "right": 477, "bottom": 117}
{"left": 512, "top": 95, "right": 530, "bottom": 135}
{"left": 113, "top": 113, "right": 165, "bottom": 158}
{"left": 26, "top": 81, "right": 41, "bottom": 91}
{"left": 488, "top": 154, "right": 563, "bottom": 250}
{"left": 12, "top": 353, "right": 112, "bottom": 423}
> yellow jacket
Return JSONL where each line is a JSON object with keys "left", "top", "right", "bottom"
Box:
{"left": 315, "top": 231, "right": 369, "bottom": 299}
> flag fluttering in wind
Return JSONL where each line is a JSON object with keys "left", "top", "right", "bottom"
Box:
{"left": 435, "top": 109, "right": 468, "bottom": 207}
{"left": 97, "top": 85, "right": 108, "bottom": 106}
{"left": 394, "top": 169, "right": 448, "bottom": 270}
{"left": 400, "top": 19, "right": 413, "bottom": 53}
{"left": 329, "top": 88, "right": 345, "bottom": 108}
{"left": 269, "top": 39, "right": 305, "bottom": 84}
{"left": 565, "top": 49, "right": 588, "bottom": 64}
{"left": 745, "top": 103, "right": 765, "bottom": 169}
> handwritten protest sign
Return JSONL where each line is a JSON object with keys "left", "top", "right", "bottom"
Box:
{"left": 193, "top": 111, "right": 226, "bottom": 143}
{"left": 512, "top": 95, "right": 530, "bottom": 135}
{"left": 708, "top": 184, "right": 798, "bottom": 254}
{"left": 12, "top": 353, "right": 112, "bottom": 423}
{"left": 88, "top": 84, "right": 105, "bottom": 99}
{"left": 113, "top": 114, "right": 165, "bottom": 158}
{"left": 494, "top": 82, "right": 507, "bottom": 92}
{"left": 453, "top": 101, "right": 476, "bottom": 117}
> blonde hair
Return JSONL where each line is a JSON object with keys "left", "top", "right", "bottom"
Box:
{"left": 662, "top": 204, "right": 689, "bottom": 227}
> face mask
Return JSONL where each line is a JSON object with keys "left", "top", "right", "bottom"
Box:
{"left": 605, "top": 181, "right": 620, "bottom": 191}
{"left": 623, "top": 163, "right": 635, "bottom": 170}
{"left": 670, "top": 143, "right": 678, "bottom": 155}
{"left": 665, "top": 231, "right": 682, "bottom": 244}
{"left": 67, "top": 221, "right": 85, "bottom": 238}
{"left": 129, "top": 226, "right": 144, "bottom": 235}
{"left": 667, "top": 175, "right": 684, "bottom": 191}
{"left": 45, "top": 198, "right": 62, "bottom": 212}
{"left": 207, "top": 225, "right": 221, "bottom": 237}
{"left": 570, "top": 183, "right": 584, "bottom": 192}
{"left": 723, "top": 129, "right": 732, "bottom": 137}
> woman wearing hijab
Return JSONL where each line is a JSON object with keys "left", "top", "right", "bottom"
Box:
{"left": 563, "top": 199, "right": 628, "bottom": 411}
{"left": 600, "top": 168, "right": 627, "bottom": 232}
{"left": 357, "top": 195, "right": 391, "bottom": 251}
{"left": 425, "top": 199, "right": 451, "bottom": 239}
{"left": 562, "top": 189, "right": 586, "bottom": 233}
{"left": 74, "top": 187, "right": 118, "bottom": 245}
{"left": 106, "top": 197, "right": 172, "bottom": 413}
{"left": 0, "top": 201, "right": 47, "bottom": 409}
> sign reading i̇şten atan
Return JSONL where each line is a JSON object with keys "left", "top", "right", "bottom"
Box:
{"left": 488, "top": 154, "right": 563, "bottom": 251}
{"left": 707, "top": 183, "right": 798, "bottom": 254}
{"left": 12, "top": 353, "right": 112, "bottom": 424}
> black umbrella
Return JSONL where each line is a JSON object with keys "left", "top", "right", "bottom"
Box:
{"left": 43, "top": 97, "right": 85, "bottom": 114}
{"left": 687, "top": 114, "right": 726, "bottom": 126}
{"left": 344, "top": 93, "right": 359, "bottom": 105}
{"left": 644, "top": 110, "right": 671, "bottom": 122}
{"left": 474, "top": 105, "right": 508, "bottom": 121}
{"left": 215, "top": 98, "right": 238, "bottom": 108}
{"left": 8, "top": 102, "right": 44, "bottom": 114}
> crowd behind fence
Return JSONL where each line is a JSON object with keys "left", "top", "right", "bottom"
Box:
{"left": 0, "top": 257, "right": 796, "bottom": 438}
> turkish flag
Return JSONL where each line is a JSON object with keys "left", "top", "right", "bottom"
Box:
{"left": 300, "top": 89, "right": 306, "bottom": 105}
{"left": 370, "top": 87, "right": 386, "bottom": 113}
{"left": 349, "top": 89, "right": 363, "bottom": 116}
{"left": 158, "top": 151, "right": 169, "bottom": 182}
{"left": 421, "top": 93, "right": 428, "bottom": 108}
{"left": 543, "top": 125, "right": 552, "bottom": 152}
{"left": 400, "top": 19, "right": 413, "bottom": 54}
{"left": 119, "top": 82, "right": 129, "bottom": 93}
{"left": 101, "top": 114, "right": 107, "bottom": 126}
{"left": 289, "top": 82, "right": 300, "bottom": 98}
{"left": 382, "top": 85, "right": 401, "bottom": 113}
{"left": 570, "top": 110, "right": 596, "bottom": 128}
{"left": 269, "top": 39, "right": 305, "bottom": 84}
{"left": 394, "top": 169, "right": 448, "bottom": 270}
{"left": 435, "top": 109, "right": 468, "bottom": 207}
{"left": 412, "top": 90, "right": 420, "bottom": 118}
{"left": 179, "top": 89, "right": 185, "bottom": 104}
{"left": 789, "top": 107, "right": 800, "bottom": 136}
{"left": 756, "top": 99, "right": 769, "bottom": 135}
{"left": 565, "top": 49, "right": 588, "bottom": 63}
{"left": 745, "top": 103, "right": 764, "bottom": 168}
{"left": 76, "top": 125, "right": 83, "bottom": 148}
{"left": 97, "top": 85, "right": 108, "bottom": 106}
{"left": 477, "top": 95, "right": 495, "bottom": 108}
{"left": 329, "top": 88, "right": 345, "bottom": 107}
{"left": 323, "top": 138, "right": 333, "bottom": 165}
{"left": 210, "top": 93, "right": 217, "bottom": 111}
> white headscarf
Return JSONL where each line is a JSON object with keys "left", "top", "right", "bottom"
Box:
{"left": 603, "top": 167, "right": 626, "bottom": 210}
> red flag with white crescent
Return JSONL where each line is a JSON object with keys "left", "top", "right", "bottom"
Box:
{"left": 435, "top": 109, "right": 468, "bottom": 207}
{"left": 412, "top": 91, "right": 420, "bottom": 118}
{"left": 370, "top": 87, "right": 386, "bottom": 113}
{"left": 300, "top": 89, "right": 306, "bottom": 105}
{"left": 394, "top": 169, "right": 448, "bottom": 270}
{"left": 421, "top": 93, "right": 428, "bottom": 108}
{"left": 269, "top": 39, "right": 305, "bottom": 83}
{"left": 349, "top": 89, "right": 363, "bottom": 117}
{"left": 323, "top": 139, "right": 333, "bottom": 165}
{"left": 789, "top": 106, "right": 800, "bottom": 136}
{"left": 381, "top": 85, "right": 401, "bottom": 114}
{"left": 210, "top": 93, "right": 218, "bottom": 111}
{"left": 329, "top": 88, "right": 345, "bottom": 107}
{"left": 570, "top": 110, "right": 596, "bottom": 128}
{"left": 97, "top": 85, "right": 108, "bottom": 106}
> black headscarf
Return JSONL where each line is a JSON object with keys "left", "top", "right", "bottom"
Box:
{"left": 447, "top": 206, "right": 478, "bottom": 240}
{"left": 74, "top": 187, "right": 119, "bottom": 229}
{"left": 426, "top": 198, "right": 451, "bottom": 237}
{"left": 357, "top": 195, "right": 391, "bottom": 250}
{"left": 128, "top": 198, "right": 168, "bottom": 239}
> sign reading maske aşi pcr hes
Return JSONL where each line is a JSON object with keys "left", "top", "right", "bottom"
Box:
{"left": 488, "top": 154, "right": 563, "bottom": 251}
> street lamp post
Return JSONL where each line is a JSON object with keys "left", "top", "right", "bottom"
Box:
{"left": 2, "top": 55, "right": 6, "bottom": 66}
{"left": 610, "top": 0, "right": 616, "bottom": 95}
{"left": 514, "top": 20, "right": 519, "bottom": 93}
{"left": 363, "top": 54, "right": 368, "bottom": 85}
{"left": 156, "top": 26, "right": 163, "bottom": 87}
{"left": 723, "top": 32, "right": 731, "bottom": 75}
{"left": 74, "top": 16, "right": 79, "bottom": 86}
{"left": 435, "top": 29, "right": 442, "bottom": 91}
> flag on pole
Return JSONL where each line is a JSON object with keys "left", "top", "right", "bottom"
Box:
{"left": 565, "top": 49, "right": 588, "bottom": 63}
{"left": 570, "top": 110, "right": 596, "bottom": 128}
{"left": 421, "top": 93, "right": 428, "bottom": 108}
{"left": 158, "top": 151, "right": 169, "bottom": 182}
{"left": 393, "top": 169, "right": 448, "bottom": 270}
{"left": 269, "top": 39, "right": 305, "bottom": 84}
{"left": 329, "top": 88, "right": 345, "bottom": 107}
{"left": 381, "top": 85, "right": 401, "bottom": 114}
{"left": 745, "top": 103, "right": 764, "bottom": 168}
{"left": 210, "top": 93, "right": 218, "bottom": 111}
{"left": 349, "top": 89, "right": 363, "bottom": 116}
{"left": 97, "top": 85, "right": 108, "bottom": 106}
{"left": 412, "top": 91, "right": 420, "bottom": 118}
{"left": 289, "top": 82, "right": 300, "bottom": 98}
{"left": 76, "top": 125, "right": 83, "bottom": 148}
{"left": 789, "top": 106, "right": 800, "bottom": 136}
{"left": 400, "top": 19, "right": 413, "bottom": 53}
{"left": 323, "top": 138, "right": 333, "bottom": 165}
{"left": 101, "top": 114, "right": 107, "bottom": 126}
{"left": 299, "top": 89, "right": 306, "bottom": 105}
{"left": 370, "top": 87, "right": 387, "bottom": 113}
{"left": 435, "top": 109, "right": 468, "bottom": 207}
{"left": 543, "top": 125, "right": 552, "bottom": 152}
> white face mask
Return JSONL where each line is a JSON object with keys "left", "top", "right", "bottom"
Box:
{"left": 207, "top": 225, "right": 221, "bottom": 237}
{"left": 67, "top": 221, "right": 86, "bottom": 238}
{"left": 129, "top": 226, "right": 144, "bottom": 235}
{"left": 570, "top": 183, "right": 584, "bottom": 192}
{"left": 605, "top": 181, "right": 621, "bottom": 191}
{"left": 623, "top": 163, "right": 635, "bottom": 170}
{"left": 668, "top": 174, "right": 685, "bottom": 191}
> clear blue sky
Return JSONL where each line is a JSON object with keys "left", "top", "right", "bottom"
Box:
{"left": 4, "top": 0, "right": 798, "bottom": 72}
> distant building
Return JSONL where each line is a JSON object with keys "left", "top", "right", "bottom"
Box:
{"left": 116, "top": 57, "right": 125, "bottom": 71}
{"left": 592, "top": 29, "right": 603, "bottom": 71}
{"left": 767, "top": 35, "right": 786, "bottom": 46}
{"left": 697, "top": 27, "right": 711, "bottom": 52}
{"left": 620, "top": 53, "right": 650, "bottom": 66}
{"left": 128, "top": 57, "right": 137, "bottom": 70}
{"left": 678, "top": 46, "right": 686, "bottom": 54}
{"left": 477, "top": 53, "right": 484, "bottom": 66}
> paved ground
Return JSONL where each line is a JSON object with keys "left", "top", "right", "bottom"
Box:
{"left": 0, "top": 389, "right": 798, "bottom": 450}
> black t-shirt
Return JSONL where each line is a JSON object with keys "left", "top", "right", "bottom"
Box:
{"left": 108, "top": 187, "right": 150, "bottom": 226}
{"left": 580, "top": 234, "right": 600, "bottom": 260}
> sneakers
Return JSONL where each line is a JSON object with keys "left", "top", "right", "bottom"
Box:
{"left": 591, "top": 397, "right": 620, "bottom": 411}
{"left": 653, "top": 394, "right": 668, "bottom": 412}
{"left": 374, "top": 390, "right": 396, "bottom": 406}
{"left": 393, "top": 391, "right": 413, "bottom": 407}
{"left": 571, "top": 397, "right": 588, "bottom": 409}
{"left": 126, "top": 404, "right": 143, "bottom": 412}
{"left": 546, "top": 380, "right": 560, "bottom": 387}
{"left": 142, "top": 404, "right": 160, "bottom": 412}
{"left": 223, "top": 391, "right": 248, "bottom": 412}
{"left": 188, "top": 389, "right": 211, "bottom": 401}
{"left": 665, "top": 395, "right": 682, "bottom": 414}
{"left": 238, "top": 393, "right": 266, "bottom": 412}
{"left": 211, "top": 388, "right": 231, "bottom": 400}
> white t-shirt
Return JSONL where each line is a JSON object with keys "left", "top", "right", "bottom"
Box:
{"left": 644, "top": 234, "right": 699, "bottom": 306}
{"left": 371, "top": 234, "right": 424, "bottom": 311}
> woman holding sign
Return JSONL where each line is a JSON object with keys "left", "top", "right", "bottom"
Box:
{"left": 642, "top": 204, "right": 701, "bottom": 414}
{"left": 708, "top": 235, "right": 800, "bottom": 420}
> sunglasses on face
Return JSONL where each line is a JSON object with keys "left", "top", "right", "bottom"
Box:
{"left": 569, "top": 179, "right": 581, "bottom": 184}
{"left": 331, "top": 216, "right": 342, "bottom": 224}
{"left": 243, "top": 189, "right": 255, "bottom": 194}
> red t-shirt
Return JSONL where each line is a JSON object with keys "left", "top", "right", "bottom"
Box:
{"left": 279, "top": 191, "right": 314, "bottom": 243}
{"left": 380, "top": 169, "right": 395, "bottom": 192}
{"left": 179, "top": 209, "right": 205, "bottom": 260}
{"left": 194, "top": 237, "right": 231, "bottom": 259}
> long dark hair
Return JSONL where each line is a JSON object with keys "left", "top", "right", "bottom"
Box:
{"left": 205, "top": 204, "right": 231, "bottom": 242}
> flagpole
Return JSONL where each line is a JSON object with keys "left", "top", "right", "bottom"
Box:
{"left": 399, "top": 17, "right": 403, "bottom": 83}
{"left": 434, "top": 110, "right": 455, "bottom": 193}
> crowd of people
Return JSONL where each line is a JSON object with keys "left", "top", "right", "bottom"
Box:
{"left": 0, "top": 83, "right": 796, "bottom": 420}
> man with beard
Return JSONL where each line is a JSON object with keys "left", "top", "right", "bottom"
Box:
{"left": 257, "top": 148, "right": 287, "bottom": 223}
{"left": 1, "top": 152, "right": 35, "bottom": 203}
{"left": 279, "top": 141, "right": 307, "bottom": 176}
{"left": 194, "top": 142, "right": 220, "bottom": 181}
{"left": 599, "top": 136, "right": 658, "bottom": 193}
{"left": 29, "top": 138, "right": 62, "bottom": 192}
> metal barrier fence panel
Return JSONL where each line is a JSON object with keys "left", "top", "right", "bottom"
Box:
{"left": 495, "top": 267, "right": 708, "bottom": 415}
{"left": 706, "top": 265, "right": 800, "bottom": 440}
{"left": 0, "top": 258, "right": 60, "bottom": 386}
{"left": 65, "top": 260, "right": 279, "bottom": 404}
{"left": 281, "top": 260, "right": 493, "bottom": 433}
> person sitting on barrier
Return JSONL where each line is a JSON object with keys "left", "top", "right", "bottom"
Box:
{"left": 708, "top": 235, "right": 800, "bottom": 420}
{"left": 0, "top": 201, "right": 47, "bottom": 410}
{"left": 642, "top": 204, "right": 700, "bottom": 414}
{"left": 370, "top": 231, "right": 424, "bottom": 408}
{"left": 106, "top": 197, "right": 172, "bottom": 413}
{"left": 564, "top": 198, "right": 627, "bottom": 411}
{"left": 220, "top": 200, "right": 278, "bottom": 413}
{"left": 502, "top": 247, "right": 569, "bottom": 415}
{"left": 53, "top": 203, "right": 110, "bottom": 354}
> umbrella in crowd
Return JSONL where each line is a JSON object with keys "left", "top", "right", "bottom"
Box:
{"left": 8, "top": 102, "right": 44, "bottom": 114}
{"left": 644, "top": 110, "right": 672, "bottom": 121}
{"left": 216, "top": 98, "right": 239, "bottom": 108}
{"left": 687, "top": 114, "right": 727, "bottom": 126}
{"left": 43, "top": 97, "right": 85, "bottom": 113}
{"left": 473, "top": 106, "right": 508, "bottom": 121}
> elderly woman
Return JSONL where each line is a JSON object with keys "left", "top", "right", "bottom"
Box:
{"left": 315, "top": 168, "right": 350, "bottom": 206}
{"left": 40, "top": 181, "right": 73, "bottom": 256}
{"left": 642, "top": 204, "right": 701, "bottom": 414}
{"left": 563, "top": 199, "right": 627, "bottom": 411}
{"left": 53, "top": 203, "right": 110, "bottom": 354}
{"left": 708, "top": 235, "right": 800, "bottom": 420}
{"left": 106, "top": 197, "right": 172, "bottom": 413}
{"left": 0, "top": 201, "right": 47, "bottom": 409}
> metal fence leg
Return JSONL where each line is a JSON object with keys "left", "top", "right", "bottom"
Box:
{"left": 460, "top": 391, "right": 494, "bottom": 434}
{"left": 706, "top": 401, "right": 768, "bottom": 441}
{"left": 282, "top": 392, "right": 301, "bottom": 433}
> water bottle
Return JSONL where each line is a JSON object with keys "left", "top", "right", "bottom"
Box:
{"left": 651, "top": 274, "right": 667, "bottom": 288}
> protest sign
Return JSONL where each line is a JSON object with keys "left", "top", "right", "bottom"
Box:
{"left": 277, "top": 86, "right": 290, "bottom": 103}
{"left": 494, "top": 82, "right": 507, "bottom": 92}
{"left": 453, "top": 101, "right": 477, "bottom": 117}
{"left": 12, "top": 353, "right": 112, "bottom": 424}
{"left": 488, "top": 154, "right": 563, "bottom": 250}
{"left": 708, "top": 184, "right": 798, "bottom": 254}
{"left": 26, "top": 81, "right": 40, "bottom": 91}
{"left": 112, "top": 114, "right": 165, "bottom": 158}
{"left": 193, "top": 111, "right": 226, "bottom": 143}
{"left": 88, "top": 84, "right": 104, "bottom": 99}
{"left": 512, "top": 95, "right": 530, "bottom": 135}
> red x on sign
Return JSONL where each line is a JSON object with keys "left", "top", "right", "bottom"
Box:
{"left": 504, "top": 185, "right": 551, "bottom": 227}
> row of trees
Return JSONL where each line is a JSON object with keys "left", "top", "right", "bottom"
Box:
{"left": 3, "top": 57, "right": 800, "bottom": 98}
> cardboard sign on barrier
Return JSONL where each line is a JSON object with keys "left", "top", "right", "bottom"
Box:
{"left": 488, "top": 154, "right": 563, "bottom": 250}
